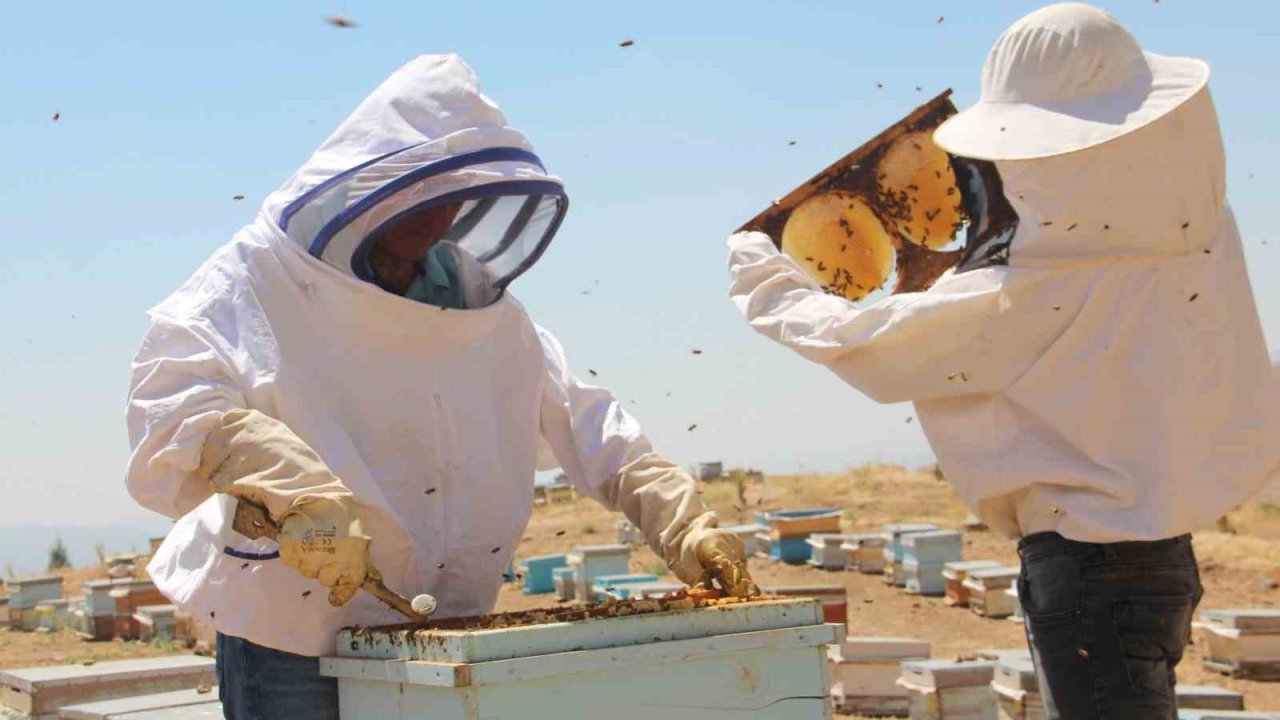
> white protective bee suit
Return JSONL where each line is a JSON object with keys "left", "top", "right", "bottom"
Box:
{"left": 729, "top": 82, "right": 1279, "bottom": 543}
{"left": 130, "top": 55, "right": 728, "bottom": 656}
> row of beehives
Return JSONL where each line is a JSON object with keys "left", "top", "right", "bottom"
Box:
{"left": 515, "top": 542, "right": 688, "bottom": 604}
{"left": 0, "top": 574, "right": 213, "bottom": 649}
{"left": 828, "top": 637, "right": 1259, "bottom": 720}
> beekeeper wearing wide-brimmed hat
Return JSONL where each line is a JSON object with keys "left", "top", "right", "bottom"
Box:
{"left": 128, "top": 54, "right": 756, "bottom": 720}
{"left": 727, "top": 4, "right": 1278, "bottom": 718}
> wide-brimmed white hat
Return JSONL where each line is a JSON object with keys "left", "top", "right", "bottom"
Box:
{"left": 933, "top": 3, "right": 1209, "bottom": 161}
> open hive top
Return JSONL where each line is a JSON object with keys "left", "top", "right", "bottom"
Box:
{"left": 336, "top": 591, "right": 825, "bottom": 664}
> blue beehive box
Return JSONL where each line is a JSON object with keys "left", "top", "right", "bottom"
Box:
{"left": 591, "top": 573, "right": 661, "bottom": 601}
{"left": 772, "top": 537, "right": 812, "bottom": 565}
{"left": 519, "top": 554, "right": 571, "bottom": 595}
{"left": 600, "top": 580, "right": 685, "bottom": 600}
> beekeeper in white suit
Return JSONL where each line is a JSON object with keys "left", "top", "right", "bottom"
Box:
{"left": 728, "top": 4, "right": 1277, "bottom": 718}
{"left": 128, "top": 54, "right": 756, "bottom": 720}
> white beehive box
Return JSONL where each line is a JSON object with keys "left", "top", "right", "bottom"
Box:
{"left": 898, "top": 659, "right": 996, "bottom": 720}
{"left": 964, "top": 568, "right": 1021, "bottom": 619}
{"left": 902, "top": 531, "right": 964, "bottom": 597}
{"left": 882, "top": 525, "right": 940, "bottom": 588}
{"left": 841, "top": 534, "right": 887, "bottom": 574}
{"left": 991, "top": 655, "right": 1043, "bottom": 720}
{"left": 806, "top": 534, "right": 858, "bottom": 571}
{"left": 1197, "top": 609, "right": 1280, "bottom": 680}
{"left": 324, "top": 598, "right": 837, "bottom": 719}
{"left": 572, "top": 544, "right": 631, "bottom": 603}
{"left": 1175, "top": 684, "right": 1246, "bottom": 711}
{"left": 6, "top": 576, "right": 64, "bottom": 632}
{"left": 0, "top": 656, "right": 215, "bottom": 719}
{"left": 134, "top": 605, "right": 177, "bottom": 644}
{"left": 828, "top": 637, "right": 929, "bottom": 716}
{"left": 943, "top": 561, "right": 1002, "bottom": 607}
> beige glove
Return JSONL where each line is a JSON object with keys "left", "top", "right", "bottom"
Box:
{"left": 198, "top": 409, "right": 371, "bottom": 606}
{"left": 612, "top": 453, "right": 759, "bottom": 598}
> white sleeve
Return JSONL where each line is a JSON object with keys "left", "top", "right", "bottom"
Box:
{"left": 535, "top": 325, "right": 715, "bottom": 574}
{"left": 728, "top": 231, "right": 1034, "bottom": 403}
{"left": 126, "top": 314, "right": 246, "bottom": 519}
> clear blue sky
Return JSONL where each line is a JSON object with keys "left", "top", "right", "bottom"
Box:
{"left": 1, "top": 1, "right": 1276, "bottom": 527}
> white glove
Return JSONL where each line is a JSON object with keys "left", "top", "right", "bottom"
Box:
{"left": 199, "top": 409, "right": 370, "bottom": 606}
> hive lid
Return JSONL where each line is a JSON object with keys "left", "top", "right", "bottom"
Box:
{"left": 573, "top": 544, "right": 631, "bottom": 558}
{"left": 902, "top": 530, "right": 963, "bottom": 546}
{"left": 943, "top": 560, "right": 1002, "bottom": 575}
{"left": 883, "top": 523, "right": 939, "bottom": 537}
{"left": 336, "top": 596, "right": 824, "bottom": 664}
{"left": 1175, "top": 684, "right": 1245, "bottom": 700}
{"left": 966, "top": 566, "right": 1020, "bottom": 586}
{"left": 899, "top": 659, "right": 995, "bottom": 689}
{"left": 994, "top": 656, "right": 1039, "bottom": 692}
{"left": 829, "top": 637, "right": 930, "bottom": 662}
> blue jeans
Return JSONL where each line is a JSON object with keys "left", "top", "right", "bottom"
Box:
{"left": 216, "top": 632, "right": 339, "bottom": 720}
{"left": 1018, "top": 532, "right": 1203, "bottom": 720}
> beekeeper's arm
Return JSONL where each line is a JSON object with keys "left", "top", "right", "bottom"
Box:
{"left": 534, "top": 325, "right": 757, "bottom": 597}
{"left": 127, "top": 313, "right": 369, "bottom": 606}
{"left": 728, "top": 231, "right": 1046, "bottom": 403}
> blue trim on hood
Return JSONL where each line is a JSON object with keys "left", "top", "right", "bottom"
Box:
{"left": 278, "top": 142, "right": 426, "bottom": 233}
{"left": 308, "top": 147, "right": 548, "bottom": 258}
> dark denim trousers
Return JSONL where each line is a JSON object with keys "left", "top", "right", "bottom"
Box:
{"left": 1017, "top": 532, "right": 1203, "bottom": 720}
{"left": 216, "top": 632, "right": 339, "bottom": 720}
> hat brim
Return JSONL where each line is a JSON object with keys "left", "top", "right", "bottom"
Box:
{"left": 933, "top": 52, "right": 1209, "bottom": 161}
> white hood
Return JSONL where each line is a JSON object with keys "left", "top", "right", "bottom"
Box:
{"left": 729, "top": 86, "right": 1279, "bottom": 542}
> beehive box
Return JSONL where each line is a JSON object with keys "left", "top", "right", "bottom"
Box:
{"left": 842, "top": 534, "right": 888, "bottom": 574}
{"left": 991, "top": 655, "right": 1043, "bottom": 720}
{"left": 0, "top": 657, "right": 215, "bottom": 719}
{"left": 33, "top": 599, "right": 74, "bottom": 633}
{"left": 883, "top": 525, "right": 940, "bottom": 588}
{"left": 828, "top": 637, "right": 929, "bottom": 716}
{"left": 943, "top": 562, "right": 1002, "bottom": 607}
{"left": 600, "top": 581, "right": 684, "bottom": 601}
{"left": 1175, "top": 684, "right": 1246, "bottom": 711}
{"left": 762, "top": 585, "right": 848, "bottom": 625}
{"left": 901, "top": 530, "right": 963, "bottom": 596}
{"left": 591, "top": 574, "right": 659, "bottom": 602}
{"left": 325, "top": 595, "right": 837, "bottom": 719}
{"left": 771, "top": 513, "right": 842, "bottom": 539}
{"left": 1197, "top": 609, "right": 1280, "bottom": 680}
{"left": 807, "top": 534, "right": 860, "bottom": 571}
{"left": 134, "top": 605, "right": 177, "bottom": 644}
{"left": 768, "top": 536, "right": 816, "bottom": 565}
{"left": 518, "top": 554, "right": 570, "bottom": 595}
{"left": 552, "top": 566, "right": 577, "bottom": 602}
{"left": 964, "top": 568, "right": 1021, "bottom": 619}
{"left": 572, "top": 545, "right": 631, "bottom": 603}
{"left": 897, "top": 660, "right": 997, "bottom": 720}
{"left": 6, "top": 576, "right": 64, "bottom": 632}
{"left": 58, "top": 688, "right": 220, "bottom": 720}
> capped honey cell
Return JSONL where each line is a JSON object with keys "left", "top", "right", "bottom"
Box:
{"left": 876, "top": 130, "right": 964, "bottom": 249}
{"left": 782, "top": 192, "right": 894, "bottom": 301}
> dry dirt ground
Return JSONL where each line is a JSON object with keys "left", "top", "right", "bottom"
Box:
{"left": 3, "top": 466, "right": 1278, "bottom": 717}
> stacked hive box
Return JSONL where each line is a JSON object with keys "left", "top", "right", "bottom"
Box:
{"left": 763, "top": 584, "right": 848, "bottom": 625}
{"left": 110, "top": 579, "right": 167, "bottom": 641}
{"left": 843, "top": 534, "right": 888, "bottom": 574}
{"left": 76, "top": 580, "right": 119, "bottom": 641}
{"left": 1197, "top": 609, "right": 1280, "bottom": 680}
{"left": 135, "top": 604, "right": 178, "bottom": 643}
{"left": 828, "top": 637, "right": 929, "bottom": 716}
{"left": 902, "top": 531, "right": 964, "bottom": 596}
{"left": 991, "top": 654, "right": 1043, "bottom": 720}
{"left": 807, "top": 534, "right": 861, "bottom": 571}
{"left": 943, "top": 561, "right": 1002, "bottom": 607}
{"left": 552, "top": 565, "right": 577, "bottom": 602}
{"left": 518, "top": 554, "right": 570, "bottom": 595}
{"left": 883, "top": 524, "right": 939, "bottom": 588}
{"left": 0, "top": 656, "right": 215, "bottom": 719}
{"left": 322, "top": 597, "right": 838, "bottom": 719}
{"left": 769, "top": 511, "right": 842, "bottom": 565}
{"left": 964, "top": 568, "right": 1021, "bottom": 619}
{"left": 897, "top": 659, "right": 997, "bottom": 720}
{"left": 572, "top": 545, "right": 631, "bottom": 603}
{"left": 6, "top": 575, "right": 63, "bottom": 631}
{"left": 1175, "top": 684, "right": 1246, "bottom": 711}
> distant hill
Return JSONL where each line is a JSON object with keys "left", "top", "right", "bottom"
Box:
{"left": 0, "top": 520, "right": 174, "bottom": 577}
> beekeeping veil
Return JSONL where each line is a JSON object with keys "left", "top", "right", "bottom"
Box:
{"left": 263, "top": 54, "right": 567, "bottom": 307}
{"left": 729, "top": 3, "right": 1278, "bottom": 541}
